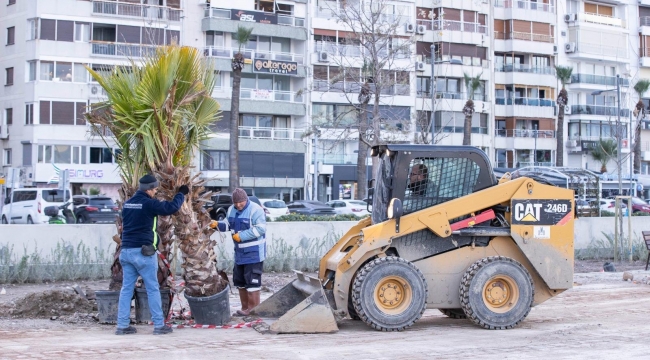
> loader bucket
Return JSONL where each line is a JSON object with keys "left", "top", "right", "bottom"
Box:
{"left": 250, "top": 271, "right": 339, "bottom": 334}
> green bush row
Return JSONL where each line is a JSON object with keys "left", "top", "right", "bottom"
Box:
{"left": 599, "top": 210, "right": 650, "bottom": 217}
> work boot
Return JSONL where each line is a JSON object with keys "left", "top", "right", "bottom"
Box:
{"left": 153, "top": 325, "right": 173, "bottom": 335}
{"left": 246, "top": 290, "right": 261, "bottom": 314}
{"left": 115, "top": 326, "right": 137, "bottom": 335}
{"left": 235, "top": 288, "right": 249, "bottom": 316}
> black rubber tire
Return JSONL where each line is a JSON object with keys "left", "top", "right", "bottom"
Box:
{"left": 460, "top": 256, "right": 534, "bottom": 330}
{"left": 216, "top": 212, "right": 226, "bottom": 221}
{"left": 439, "top": 308, "right": 467, "bottom": 319}
{"left": 77, "top": 215, "right": 87, "bottom": 224}
{"left": 27, "top": 216, "right": 34, "bottom": 224}
{"left": 352, "top": 256, "right": 427, "bottom": 331}
{"left": 1, "top": 216, "right": 7, "bottom": 224}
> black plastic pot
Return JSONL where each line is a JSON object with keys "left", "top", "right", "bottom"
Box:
{"left": 185, "top": 285, "right": 231, "bottom": 326}
{"left": 95, "top": 290, "right": 120, "bottom": 324}
{"left": 134, "top": 287, "right": 172, "bottom": 323}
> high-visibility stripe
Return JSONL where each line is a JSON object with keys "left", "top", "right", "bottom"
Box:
{"left": 251, "top": 227, "right": 261, "bottom": 237}
{"left": 238, "top": 238, "right": 266, "bottom": 248}
{"left": 153, "top": 216, "right": 158, "bottom": 248}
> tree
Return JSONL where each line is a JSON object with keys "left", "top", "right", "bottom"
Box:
{"left": 313, "top": 0, "right": 414, "bottom": 199}
{"left": 462, "top": 72, "right": 482, "bottom": 146}
{"left": 633, "top": 79, "right": 650, "bottom": 174}
{"left": 86, "top": 45, "right": 227, "bottom": 297}
{"left": 555, "top": 65, "right": 573, "bottom": 167}
{"left": 591, "top": 139, "right": 617, "bottom": 173}
{"left": 229, "top": 26, "right": 253, "bottom": 192}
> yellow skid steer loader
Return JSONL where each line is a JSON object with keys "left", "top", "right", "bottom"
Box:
{"left": 252, "top": 145, "right": 575, "bottom": 333}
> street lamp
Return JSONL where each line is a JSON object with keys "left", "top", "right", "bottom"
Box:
{"left": 430, "top": 44, "right": 463, "bottom": 137}
{"left": 591, "top": 74, "right": 622, "bottom": 198}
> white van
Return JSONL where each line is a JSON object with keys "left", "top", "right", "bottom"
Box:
{"left": 1, "top": 188, "right": 71, "bottom": 224}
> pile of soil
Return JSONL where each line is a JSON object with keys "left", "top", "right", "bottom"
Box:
{"left": 9, "top": 290, "right": 95, "bottom": 318}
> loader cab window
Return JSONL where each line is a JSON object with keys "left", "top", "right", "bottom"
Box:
{"left": 403, "top": 157, "right": 481, "bottom": 215}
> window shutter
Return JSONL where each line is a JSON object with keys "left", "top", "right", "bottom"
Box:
{"left": 116, "top": 25, "right": 140, "bottom": 44}
{"left": 40, "top": 19, "right": 56, "bottom": 41}
{"left": 40, "top": 101, "right": 51, "bottom": 124}
{"left": 56, "top": 20, "right": 74, "bottom": 42}
{"left": 51, "top": 102, "right": 75, "bottom": 125}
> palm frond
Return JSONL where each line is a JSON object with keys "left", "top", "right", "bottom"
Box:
{"left": 234, "top": 26, "right": 254, "bottom": 53}
{"left": 555, "top": 65, "right": 573, "bottom": 87}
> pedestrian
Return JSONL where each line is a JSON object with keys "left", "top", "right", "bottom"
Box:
{"left": 211, "top": 188, "right": 266, "bottom": 316}
{"left": 115, "top": 174, "right": 189, "bottom": 335}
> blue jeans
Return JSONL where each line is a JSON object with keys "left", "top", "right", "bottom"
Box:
{"left": 117, "top": 247, "right": 164, "bottom": 328}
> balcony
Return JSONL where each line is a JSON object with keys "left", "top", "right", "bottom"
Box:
{"left": 417, "top": 91, "right": 489, "bottom": 102}
{"left": 314, "top": 5, "right": 410, "bottom": 25}
{"left": 570, "top": 105, "right": 630, "bottom": 117}
{"left": 90, "top": 41, "right": 157, "bottom": 58}
{"left": 570, "top": 74, "right": 629, "bottom": 87}
{"left": 493, "top": 0, "right": 555, "bottom": 13}
{"left": 495, "top": 129, "right": 556, "bottom": 138}
{"left": 238, "top": 126, "right": 304, "bottom": 141}
{"left": 92, "top": 0, "right": 181, "bottom": 22}
{"left": 204, "top": 47, "right": 304, "bottom": 64}
{"left": 237, "top": 88, "right": 304, "bottom": 103}
{"left": 202, "top": 8, "right": 307, "bottom": 41}
{"left": 494, "top": 31, "right": 554, "bottom": 43}
{"left": 204, "top": 7, "right": 305, "bottom": 28}
{"left": 313, "top": 80, "right": 410, "bottom": 97}
{"left": 415, "top": 19, "right": 487, "bottom": 34}
{"left": 495, "top": 64, "right": 555, "bottom": 75}
{"left": 496, "top": 161, "right": 556, "bottom": 168}
{"left": 582, "top": 13, "right": 626, "bottom": 28}
{"left": 315, "top": 42, "right": 410, "bottom": 59}
{"left": 495, "top": 97, "right": 556, "bottom": 107}
{"left": 418, "top": 56, "right": 489, "bottom": 69}
{"left": 314, "top": 154, "right": 358, "bottom": 165}
{"left": 641, "top": 48, "right": 650, "bottom": 68}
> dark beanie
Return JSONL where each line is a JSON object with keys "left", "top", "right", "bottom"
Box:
{"left": 139, "top": 174, "right": 159, "bottom": 191}
{"left": 232, "top": 188, "right": 248, "bottom": 203}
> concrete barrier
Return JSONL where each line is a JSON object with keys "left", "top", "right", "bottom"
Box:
{"left": 0, "top": 218, "right": 645, "bottom": 255}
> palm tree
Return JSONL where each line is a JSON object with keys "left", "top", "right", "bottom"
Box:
{"left": 229, "top": 26, "right": 254, "bottom": 192}
{"left": 462, "top": 73, "right": 482, "bottom": 145}
{"left": 86, "top": 45, "right": 227, "bottom": 297}
{"left": 555, "top": 65, "right": 573, "bottom": 167}
{"left": 591, "top": 139, "right": 617, "bottom": 173}
{"left": 633, "top": 79, "right": 650, "bottom": 174}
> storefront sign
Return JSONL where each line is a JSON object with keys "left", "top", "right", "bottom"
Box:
{"left": 580, "top": 141, "right": 597, "bottom": 152}
{"left": 231, "top": 9, "right": 277, "bottom": 24}
{"left": 253, "top": 58, "right": 298, "bottom": 75}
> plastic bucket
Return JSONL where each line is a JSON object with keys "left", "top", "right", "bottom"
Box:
{"left": 95, "top": 290, "right": 120, "bottom": 324}
{"left": 134, "top": 287, "right": 172, "bottom": 323}
{"left": 185, "top": 285, "right": 231, "bottom": 326}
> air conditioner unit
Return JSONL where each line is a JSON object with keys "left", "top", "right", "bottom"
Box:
{"left": 318, "top": 51, "right": 329, "bottom": 62}
{"left": 564, "top": 105, "right": 572, "bottom": 114}
{"left": 404, "top": 23, "right": 415, "bottom": 33}
{"left": 564, "top": 13, "right": 577, "bottom": 22}
{"left": 416, "top": 25, "right": 426, "bottom": 34}
{"left": 643, "top": 151, "right": 650, "bottom": 161}
{"left": 91, "top": 86, "right": 99, "bottom": 95}
{"left": 553, "top": 45, "right": 558, "bottom": 54}
{"left": 565, "top": 42, "right": 576, "bottom": 53}
{"left": 566, "top": 140, "right": 578, "bottom": 148}
{"left": 415, "top": 62, "right": 426, "bottom": 71}
{"left": 0, "top": 125, "right": 7, "bottom": 139}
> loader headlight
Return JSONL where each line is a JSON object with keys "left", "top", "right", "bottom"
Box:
{"left": 387, "top": 198, "right": 403, "bottom": 219}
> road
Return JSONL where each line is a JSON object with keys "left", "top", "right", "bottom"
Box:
{"left": 0, "top": 273, "right": 649, "bottom": 360}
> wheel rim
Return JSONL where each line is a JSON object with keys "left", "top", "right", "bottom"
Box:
{"left": 373, "top": 275, "right": 412, "bottom": 315}
{"left": 482, "top": 275, "right": 519, "bottom": 313}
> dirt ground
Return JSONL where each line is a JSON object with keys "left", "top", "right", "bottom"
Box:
{"left": 0, "top": 262, "right": 649, "bottom": 359}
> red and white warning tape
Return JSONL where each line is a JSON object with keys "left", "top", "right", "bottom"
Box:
{"left": 148, "top": 319, "right": 262, "bottom": 329}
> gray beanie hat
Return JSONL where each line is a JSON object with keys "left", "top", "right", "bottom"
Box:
{"left": 139, "top": 174, "right": 159, "bottom": 191}
{"left": 232, "top": 188, "right": 248, "bottom": 203}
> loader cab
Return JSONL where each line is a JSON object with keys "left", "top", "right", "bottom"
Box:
{"left": 369, "top": 145, "right": 497, "bottom": 225}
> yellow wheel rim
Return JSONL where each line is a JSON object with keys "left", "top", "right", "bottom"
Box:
{"left": 374, "top": 276, "right": 412, "bottom": 315}
{"left": 482, "top": 275, "right": 519, "bottom": 313}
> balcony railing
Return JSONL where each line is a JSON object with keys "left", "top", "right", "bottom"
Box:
{"left": 576, "top": 43, "right": 627, "bottom": 58}
{"left": 418, "top": 55, "right": 490, "bottom": 68}
{"left": 315, "top": 154, "right": 358, "bottom": 164}
{"left": 235, "top": 88, "right": 304, "bottom": 103}
{"left": 315, "top": 42, "right": 410, "bottom": 59}
{"left": 92, "top": 0, "right": 181, "bottom": 21}
{"left": 90, "top": 41, "right": 157, "bottom": 57}
{"left": 313, "top": 80, "right": 410, "bottom": 96}
{"left": 204, "top": 47, "right": 304, "bottom": 64}
{"left": 416, "top": 19, "right": 487, "bottom": 34}
{"left": 570, "top": 105, "right": 630, "bottom": 117}
{"left": 417, "top": 91, "right": 489, "bottom": 101}
{"left": 494, "top": 31, "right": 554, "bottom": 43}
{"left": 583, "top": 13, "right": 626, "bottom": 28}
{"left": 570, "top": 74, "right": 629, "bottom": 86}
{"left": 314, "top": 5, "right": 411, "bottom": 25}
{"left": 495, "top": 129, "right": 556, "bottom": 138}
{"left": 495, "top": 97, "right": 556, "bottom": 107}
{"left": 204, "top": 7, "right": 305, "bottom": 28}
{"left": 493, "top": 0, "right": 555, "bottom": 13}
{"left": 642, "top": 48, "right": 650, "bottom": 58}
{"left": 641, "top": 16, "right": 650, "bottom": 27}
{"left": 495, "top": 64, "right": 555, "bottom": 75}
{"left": 238, "top": 126, "right": 303, "bottom": 141}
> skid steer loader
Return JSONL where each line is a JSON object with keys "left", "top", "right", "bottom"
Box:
{"left": 252, "top": 145, "right": 575, "bottom": 333}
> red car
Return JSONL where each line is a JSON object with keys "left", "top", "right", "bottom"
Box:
{"left": 626, "top": 197, "right": 650, "bottom": 214}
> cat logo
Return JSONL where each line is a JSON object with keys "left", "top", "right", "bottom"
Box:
{"left": 513, "top": 203, "right": 542, "bottom": 222}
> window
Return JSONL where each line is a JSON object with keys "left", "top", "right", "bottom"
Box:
{"left": 89, "top": 147, "right": 113, "bottom": 164}
{"left": 5, "top": 67, "right": 13, "bottom": 85}
{"left": 416, "top": 76, "right": 431, "bottom": 97}
{"left": 205, "top": 31, "right": 224, "bottom": 47}
{"left": 25, "top": 103, "right": 34, "bottom": 124}
{"left": 74, "top": 63, "right": 86, "bottom": 82}
{"left": 8, "top": 0, "right": 16, "bottom": 5}
{"left": 3, "top": 149, "right": 11, "bottom": 166}
{"left": 38, "top": 145, "right": 52, "bottom": 163}
{"left": 26, "top": 61, "right": 36, "bottom": 81}
{"left": 5, "top": 108, "right": 12, "bottom": 125}
{"left": 27, "top": 19, "right": 39, "bottom": 40}
{"left": 55, "top": 62, "right": 72, "bottom": 82}
{"left": 202, "top": 150, "right": 229, "bottom": 170}
{"left": 7, "top": 26, "right": 14, "bottom": 45}
{"left": 40, "top": 61, "right": 54, "bottom": 80}
{"left": 74, "top": 22, "right": 90, "bottom": 42}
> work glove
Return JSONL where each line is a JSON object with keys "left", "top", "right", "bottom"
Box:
{"left": 178, "top": 185, "right": 190, "bottom": 196}
{"left": 232, "top": 233, "right": 241, "bottom": 242}
{"left": 209, "top": 220, "right": 218, "bottom": 229}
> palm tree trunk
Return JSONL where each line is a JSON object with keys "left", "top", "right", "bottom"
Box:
{"left": 556, "top": 107, "right": 565, "bottom": 167}
{"left": 229, "top": 65, "right": 242, "bottom": 192}
{"left": 634, "top": 116, "right": 642, "bottom": 174}
{"left": 108, "top": 181, "right": 136, "bottom": 291}
{"left": 463, "top": 112, "right": 472, "bottom": 145}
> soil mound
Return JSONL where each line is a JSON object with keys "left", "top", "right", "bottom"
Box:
{"left": 10, "top": 290, "right": 94, "bottom": 318}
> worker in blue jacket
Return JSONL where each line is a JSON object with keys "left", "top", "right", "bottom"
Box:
{"left": 115, "top": 174, "right": 188, "bottom": 335}
{"left": 211, "top": 188, "right": 266, "bottom": 316}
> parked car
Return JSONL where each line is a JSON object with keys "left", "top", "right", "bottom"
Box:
{"left": 575, "top": 199, "right": 593, "bottom": 216}
{"left": 72, "top": 195, "right": 119, "bottom": 224}
{"left": 599, "top": 199, "right": 627, "bottom": 212}
{"left": 286, "top": 200, "right": 336, "bottom": 216}
{"left": 2, "top": 188, "right": 71, "bottom": 224}
{"left": 326, "top": 200, "right": 371, "bottom": 216}
{"left": 624, "top": 197, "right": 650, "bottom": 214}
{"left": 205, "top": 193, "right": 262, "bottom": 221}
{"left": 258, "top": 198, "right": 289, "bottom": 220}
